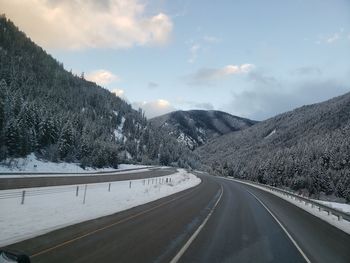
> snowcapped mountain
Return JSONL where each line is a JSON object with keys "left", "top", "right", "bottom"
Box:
{"left": 150, "top": 110, "right": 257, "bottom": 150}
{"left": 0, "top": 16, "right": 197, "bottom": 169}
{"left": 196, "top": 92, "right": 350, "bottom": 201}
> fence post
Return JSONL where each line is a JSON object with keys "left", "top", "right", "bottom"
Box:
{"left": 83, "top": 185, "right": 87, "bottom": 204}
{"left": 108, "top": 183, "right": 111, "bottom": 192}
{"left": 76, "top": 186, "right": 79, "bottom": 197}
{"left": 21, "top": 190, "right": 26, "bottom": 205}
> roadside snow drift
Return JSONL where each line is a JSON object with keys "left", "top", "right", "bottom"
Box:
{"left": 0, "top": 153, "right": 151, "bottom": 174}
{"left": 0, "top": 169, "right": 201, "bottom": 246}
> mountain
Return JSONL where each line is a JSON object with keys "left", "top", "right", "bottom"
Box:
{"left": 150, "top": 110, "right": 257, "bottom": 150}
{"left": 196, "top": 92, "right": 350, "bottom": 201}
{"left": 0, "top": 16, "right": 198, "bottom": 169}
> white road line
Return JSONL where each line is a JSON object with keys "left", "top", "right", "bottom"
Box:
{"left": 246, "top": 189, "right": 311, "bottom": 263}
{"left": 170, "top": 185, "right": 224, "bottom": 263}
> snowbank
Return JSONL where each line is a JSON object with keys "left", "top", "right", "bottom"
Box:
{"left": 0, "top": 169, "right": 201, "bottom": 246}
{"left": 0, "top": 153, "right": 151, "bottom": 175}
{"left": 315, "top": 200, "right": 350, "bottom": 214}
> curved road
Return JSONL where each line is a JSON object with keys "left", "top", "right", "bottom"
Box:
{"left": 4, "top": 173, "right": 350, "bottom": 262}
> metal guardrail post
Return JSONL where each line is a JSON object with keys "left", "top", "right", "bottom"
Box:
{"left": 21, "top": 190, "right": 25, "bottom": 205}
{"left": 76, "top": 186, "right": 79, "bottom": 196}
{"left": 108, "top": 183, "right": 111, "bottom": 192}
{"left": 83, "top": 185, "right": 87, "bottom": 204}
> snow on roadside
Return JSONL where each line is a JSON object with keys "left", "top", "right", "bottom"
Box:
{"left": 0, "top": 169, "right": 201, "bottom": 246}
{"left": 0, "top": 153, "right": 151, "bottom": 175}
{"left": 226, "top": 178, "right": 350, "bottom": 235}
{"left": 314, "top": 200, "right": 350, "bottom": 214}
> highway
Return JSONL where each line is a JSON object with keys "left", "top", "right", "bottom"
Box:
{"left": 4, "top": 173, "right": 350, "bottom": 263}
{"left": 0, "top": 168, "right": 176, "bottom": 190}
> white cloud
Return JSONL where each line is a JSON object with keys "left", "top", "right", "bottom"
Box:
{"left": 187, "top": 64, "right": 255, "bottom": 85}
{"left": 187, "top": 35, "right": 221, "bottom": 64}
{"left": 173, "top": 98, "right": 215, "bottom": 110}
{"left": 188, "top": 44, "right": 200, "bottom": 63}
{"left": 327, "top": 33, "right": 340, "bottom": 43}
{"left": 0, "top": 0, "right": 173, "bottom": 49}
{"left": 111, "top": 88, "right": 125, "bottom": 98}
{"left": 202, "top": 35, "right": 221, "bottom": 43}
{"left": 316, "top": 29, "right": 347, "bottom": 45}
{"left": 86, "top": 70, "right": 119, "bottom": 86}
{"left": 132, "top": 99, "right": 175, "bottom": 118}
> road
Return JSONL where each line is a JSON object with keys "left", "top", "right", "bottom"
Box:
{"left": 0, "top": 168, "right": 176, "bottom": 190}
{"left": 4, "top": 173, "right": 350, "bottom": 262}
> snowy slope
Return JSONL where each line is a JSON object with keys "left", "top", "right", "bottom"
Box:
{"left": 150, "top": 110, "right": 257, "bottom": 150}
{"left": 0, "top": 169, "right": 201, "bottom": 246}
{"left": 0, "top": 153, "right": 151, "bottom": 175}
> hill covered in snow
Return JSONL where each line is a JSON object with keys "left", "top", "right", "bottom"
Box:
{"left": 0, "top": 16, "right": 198, "bottom": 169}
{"left": 196, "top": 92, "right": 350, "bottom": 201}
{"left": 150, "top": 110, "right": 257, "bottom": 150}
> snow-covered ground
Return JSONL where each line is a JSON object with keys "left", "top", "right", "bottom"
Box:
{"left": 227, "top": 177, "right": 350, "bottom": 235}
{"left": 0, "top": 169, "right": 201, "bottom": 246}
{"left": 315, "top": 200, "right": 350, "bottom": 214}
{"left": 0, "top": 153, "right": 151, "bottom": 175}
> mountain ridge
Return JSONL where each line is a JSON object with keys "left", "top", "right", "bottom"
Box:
{"left": 150, "top": 109, "right": 257, "bottom": 150}
{"left": 0, "top": 15, "right": 198, "bottom": 169}
{"left": 196, "top": 91, "right": 350, "bottom": 201}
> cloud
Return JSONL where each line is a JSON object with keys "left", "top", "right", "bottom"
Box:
{"left": 223, "top": 71, "right": 349, "bottom": 120}
{"left": 188, "top": 44, "right": 201, "bottom": 63}
{"left": 1, "top": 0, "right": 173, "bottom": 49}
{"left": 86, "top": 70, "right": 119, "bottom": 86}
{"left": 202, "top": 35, "right": 221, "bottom": 43}
{"left": 148, "top": 81, "right": 159, "bottom": 89}
{"left": 192, "top": 102, "right": 214, "bottom": 110}
{"left": 132, "top": 99, "right": 176, "bottom": 118}
{"left": 173, "top": 98, "right": 215, "bottom": 110}
{"left": 187, "top": 64, "right": 255, "bottom": 85}
{"left": 316, "top": 29, "right": 347, "bottom": 45}
{"left": 111, "top": 88, "right": 125, "bottom": 98}
{"left": 292, "top": 66, "right": 322, "bottom": 76}
{"left": 327, "top": 33, "right": 340, "bottom": 43}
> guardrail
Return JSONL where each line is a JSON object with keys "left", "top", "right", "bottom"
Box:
{"left": 0, "top": 166, "right": 157, "bottom": 176}
{"left": 230, "top": 177, "right": 350, "bottom": 222}
{"left": 0, "top": 176, "right": 172, "bottom": 205}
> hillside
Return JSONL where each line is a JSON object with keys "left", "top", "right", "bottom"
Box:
{"left": 196, "top": 92, "right": 350, "bottom": 201}
{"left": 0, "top": 16, "right": 198, "bottom": 169}
{"left": 150, "top": 110, "right": 257, "bottom": 150}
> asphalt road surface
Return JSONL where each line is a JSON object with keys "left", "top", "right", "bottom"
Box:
{"left": 4, "top": 173, "right": 350, "bottom": 263}
{"left": 0, "top": 168, "right": 176, "bottom": 190}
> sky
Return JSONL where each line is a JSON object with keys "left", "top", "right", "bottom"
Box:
{"left": 1, "top": 0, "right": 350, "bottom": 120}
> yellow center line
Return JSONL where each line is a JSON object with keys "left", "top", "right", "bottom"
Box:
{"left": 30, "top": 184, "right": 201, "bottom": 258}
